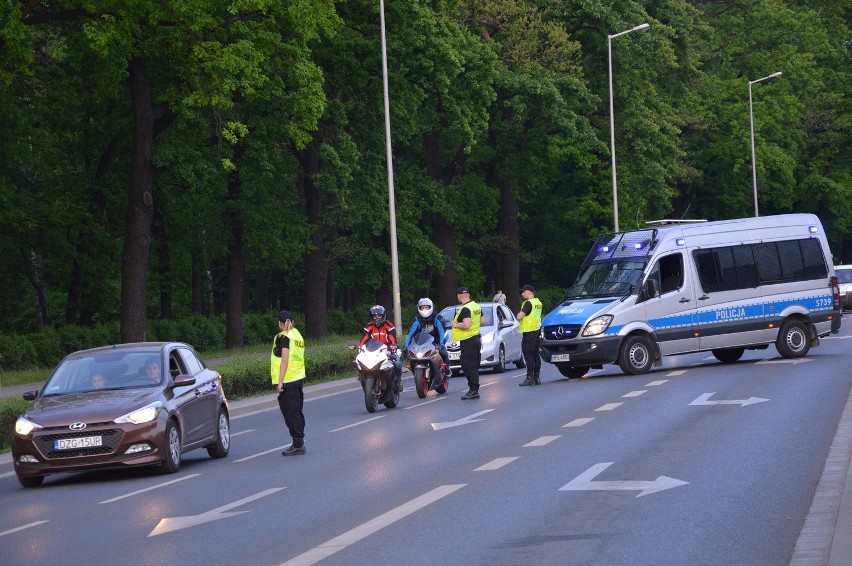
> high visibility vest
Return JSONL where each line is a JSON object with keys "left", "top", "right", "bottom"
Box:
{"left": 270, "top": 327, "right": 306, "bottom": 383}
{"left": 519, "top": 298, "right": 543, "bottom": 333}
{"left": 453, "top": 301, "right": 481, "bottom": 341}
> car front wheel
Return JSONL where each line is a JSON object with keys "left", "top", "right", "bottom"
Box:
{"left": 160, "top": 420, "right": 182, "bottom": 473}
{"left": 206, "top": 408, "right": 230, "bottom": 459}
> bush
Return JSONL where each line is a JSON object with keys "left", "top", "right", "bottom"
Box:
{"left": 0, "top": 397, "right": 31, "bottom": 452}
{"left": 0, "top": 334, "right": 39, "bottom": 371}
{"left": 210, "top": 343, "right": 357, "bottom": 399}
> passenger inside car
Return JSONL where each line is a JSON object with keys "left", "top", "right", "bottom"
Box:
{"left": 90, "top": 372, "right": 107, "bottom": 389}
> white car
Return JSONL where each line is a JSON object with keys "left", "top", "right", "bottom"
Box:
{"left": 440, "top": 302, "right": 525, "bottom": 373}
{"left": 837, "top": 264, "right": 852, "bottom": 311}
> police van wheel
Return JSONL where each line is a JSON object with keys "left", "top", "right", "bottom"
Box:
{"left": 618, "top": 335, "right": 653, "bottom": 375}
{"left": 712, "top": 348, "right": 744, "bottom": 364}
{"left": 776, "top": 319, "right": 810, "bottom": 359}
{"left": 557, "top": 365, "right": 589, "bottom": 379}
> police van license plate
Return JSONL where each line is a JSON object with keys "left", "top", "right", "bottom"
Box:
{"left": 55, "top": 436, "right": 102, "bottom": 450}
{"left": 551, "top": 353, "right": 570, "bottom": 362}
{"left": 448, "top": 352, "right": 461, "bottom": 360}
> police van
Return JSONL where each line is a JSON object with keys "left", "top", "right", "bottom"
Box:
{"left": 540, "top": 214, "right": 843, "bottom": 379}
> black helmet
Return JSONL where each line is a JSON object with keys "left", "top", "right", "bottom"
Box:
{"left": 370, "top": 305, "right": 386, "bottom": 325}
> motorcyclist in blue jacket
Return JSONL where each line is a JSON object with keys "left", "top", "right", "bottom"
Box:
{"left": 403, "top": 298, "right": 451, "bottom": 377}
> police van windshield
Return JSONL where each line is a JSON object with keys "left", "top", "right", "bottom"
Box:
{"left": 564, "top": 259, "right": 646, "bottom": 299}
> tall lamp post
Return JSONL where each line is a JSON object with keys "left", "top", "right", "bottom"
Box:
{"left": 748, "top": 71, "right": 782, "bottom": 217}
{"left": 608, "top": 22, "right": 650, "bottom": 233}
{"left": 379, "top": 0, "right": 402, "bottom": 332}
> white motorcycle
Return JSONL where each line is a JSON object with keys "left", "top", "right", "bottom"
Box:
{"left": 350, "top": 338, "right": 400, "bottom": 413}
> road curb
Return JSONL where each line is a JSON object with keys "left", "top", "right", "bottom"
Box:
{"left": 790, "top": 382, "right": 852, "bottom": 565}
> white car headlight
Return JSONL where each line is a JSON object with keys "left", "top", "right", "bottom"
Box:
{"left": 582, "top": 315, "right": 614, "bottom": 337}
{"left": 115, "top": 402, "right": 162, "bottom": 425}
{"left": 15, "top": 417, "right": 42, "bottom": 436}
{"left": 481, "top": 332, "right": 495, "bottom": 344}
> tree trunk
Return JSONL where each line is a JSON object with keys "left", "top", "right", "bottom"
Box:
{"left": 191, "top": 246, "right": 203, "bottom": 314}
{"left": 225, "top": 172, "right": 245, "bottom": 349}
{"left": 24, "top": 249, "right": 48, "bottom": 331}
{"left": 424, "top": 131, "right": 458, "bottom": 305}
{"left": 120, "top": 57, "right": 155, "bottom": 343}
{"left": 299, "top": 145, "right": 328, "bottom": 339}
{"left": 66, "top": 259, "right": 81, "bottom": 324}
{"left": 155, "top": 209, "right": 172, "bottom": 319}
{"left": 498, "top": 176, "right": 521, "bottom": 312}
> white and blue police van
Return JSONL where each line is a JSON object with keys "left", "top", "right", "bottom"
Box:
{"left": 540, "top": 214, "right": 843, "bottom": 379}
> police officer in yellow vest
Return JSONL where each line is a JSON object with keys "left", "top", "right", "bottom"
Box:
{"left": 517, "top": 284, "right": 543, "bottom": 386}
{"left": 451, "top": 287, "right": 482, "bottom": 400}
{"left": 271, "top": 309, "right": 307, "bottom": 456}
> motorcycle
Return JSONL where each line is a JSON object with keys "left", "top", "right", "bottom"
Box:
{"left": 406, "top": 331, "right": 449, "bottom": 399}
{"left": 350, "top": 338, "right": 400, "bottom": 413}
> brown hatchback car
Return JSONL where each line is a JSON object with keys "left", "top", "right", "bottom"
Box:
{"left": 12, "top": 342, "right": 230, "bottom": 488}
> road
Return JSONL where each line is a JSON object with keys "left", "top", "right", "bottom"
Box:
{"left": 1, "top": 324, "right": 851, "bottom": 565}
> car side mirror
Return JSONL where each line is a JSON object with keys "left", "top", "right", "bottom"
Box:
{"left": 23, "top": 390, "right": 38, "bottom": 401}
{"left": 499, "top": 320, "right": 512, "bottom": 329}
{"left": 172, "top": 375, "right": 197, "bottom": 387}
{"left": 643, "top": 278, "right": 660, "bottom": 301}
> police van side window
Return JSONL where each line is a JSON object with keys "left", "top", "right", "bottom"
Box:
{"left": 755, "top": 238, "right": 826, "bottom": 284}
{"left": 658, "top": 253, "right": 684, "bottom": 294}
{"left": 755, "top": 243, "right": 783, "bottom": 282}
{"left": 693, "top": 245, "right": 758, "bottom": 292}
{"left": 801, "top": 239, "right": 828, "bottom": 278}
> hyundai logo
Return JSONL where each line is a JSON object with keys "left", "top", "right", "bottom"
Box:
{"left": 69, "top": 422, "right": 87, "bottom": 431}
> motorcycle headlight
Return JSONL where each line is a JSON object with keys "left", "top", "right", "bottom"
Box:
{"left": 115, "top": 402, "right": 162, "bottom": 425}
{"left": 15, "top": 417, "right": 42, "bottom": 436}
{"left": 415, "top": 351, "right": 424, "bottom": 359}
{"left": 481, "top": 332, "right": 495, "bottom": 344}
{"left": 582, "top": 315, "right": 614, "bottom": 337}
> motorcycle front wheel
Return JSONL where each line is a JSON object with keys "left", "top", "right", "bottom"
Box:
{"left": 435, "top": 372, "right": 449, "bottom": 394}
{"left": 413, "top": 366, "right": 428, "bottom": 399}
{"left": 364, "top": 377, "right": 379, "bottom": 413}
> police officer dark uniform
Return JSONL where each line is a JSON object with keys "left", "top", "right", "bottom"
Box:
{"left": 451, "top": 287, "right": 482, "bottom": 400}
{"left": 271, "top": 309, "right": 307, "bottom": 456}
{"left": 517, "top": 284, "right": 543, "bottom": 386}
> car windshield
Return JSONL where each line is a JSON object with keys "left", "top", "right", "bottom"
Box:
{"left": 564, "top": 259, "right": 647, "bottom": 299}
{"left": 837, "top": 268, "right": 852, "bottom": 284}
{"left": 42, "top": 351, "right": 164, "bottom": 396}
{"left": 439, "top": 305, "right": 495, "bottom": 328}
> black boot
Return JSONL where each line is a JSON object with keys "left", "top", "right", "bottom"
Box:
{"left": 533, "top": 372, "right": 541, "bottom": 385}
{"left": 519, "top": 375, "right": 535, "bottom": 387}
{"left": 282, "top": 440, "right": 306, "bottom": 456}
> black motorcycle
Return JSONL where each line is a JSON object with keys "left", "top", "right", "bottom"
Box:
{"left": 406, "top": 331, "right": 449, "bottom": 399}
{"left": 350, "top": 338, "right": 400, "bottom": 413}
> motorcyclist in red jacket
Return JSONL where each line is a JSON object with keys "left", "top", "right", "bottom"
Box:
{"left": 359, "top": 305, "right": 403, "bottom": 392}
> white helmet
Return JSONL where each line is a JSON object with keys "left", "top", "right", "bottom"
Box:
{"left": 417, "top": 298, "right": 433, "bottom": 318}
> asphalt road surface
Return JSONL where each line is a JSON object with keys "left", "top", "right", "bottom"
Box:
{"left": 2, "top": 323, "right": 851, "bottom": 566}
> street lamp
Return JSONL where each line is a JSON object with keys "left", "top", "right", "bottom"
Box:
{"left": 749, "top": 71, "right": 782, "bottom": 217}
{"left": 608, "top": 23, "right": 649, "bottom": 232}
{"left": 379, "top": 0, "right": 402, "bottom": 332}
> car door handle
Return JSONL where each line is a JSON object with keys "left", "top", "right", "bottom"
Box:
{"left": 679, "top": 297, "right": 691, "bottom": 303}
{"left": 698, "top": 295, "right": 710, "bottom": 301}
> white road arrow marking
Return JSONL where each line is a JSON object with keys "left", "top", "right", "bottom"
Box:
{"left": 431, "top": 409, "right": 494, "bottom": 431}
{"left": 559, "top": 462, "right": 688, "bottom": 498}
{"left": 755, "top": 358, "right": 814, "bottom": 365}
{"left": 149, "top": 488, "right": 284, "bottom": 536}
{"left": 689, "top": 392, "right": 769, "bottom": 407}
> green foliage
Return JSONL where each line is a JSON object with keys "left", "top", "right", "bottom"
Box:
{"left": 210, "top": 341, "right": 356, "bottom": 398}
{"left": 0, "top": 397, "right": 30, "bottom": 452}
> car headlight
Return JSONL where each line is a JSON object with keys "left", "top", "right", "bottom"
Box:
{"left": 115, "top": 402, "right": 162, "bottom": 425}
{"left": 481, "top": 332, "right": 495, "bottom": 344}
{"left": 15, "top": 417, "right": 42, "bottom": 436}
{"left": 582, "top": 315, "right": 614, "bottom": 337}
